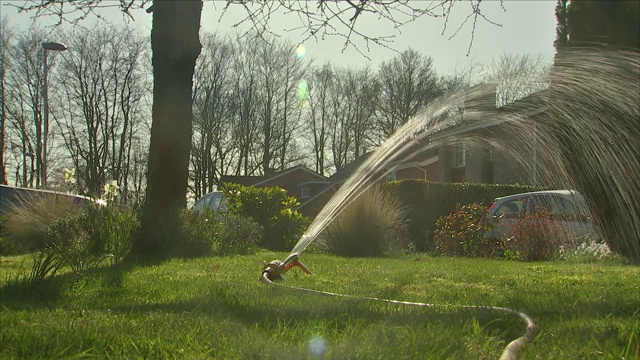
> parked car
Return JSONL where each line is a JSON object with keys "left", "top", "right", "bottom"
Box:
{"left": 487, "top": 190, "right": 599, "bottom": 243}
{"left": 192, "top": 191, "right": 228, "bottom": 214}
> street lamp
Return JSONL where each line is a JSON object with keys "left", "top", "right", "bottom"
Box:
{"left": 41, "top": 41, "right": 67, "bottom": 187}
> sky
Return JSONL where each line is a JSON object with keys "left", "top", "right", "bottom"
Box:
{"left": 2, "top": 0, "right": 558, "bottom": 75}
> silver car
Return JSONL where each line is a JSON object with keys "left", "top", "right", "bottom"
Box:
{"left": 192, "top": 191, "right": 228, "bottom": 213}
{"left": 487, "top": 190, "right": 599, "bottom": 243}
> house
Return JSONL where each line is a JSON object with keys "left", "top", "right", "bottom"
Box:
{"left": 219, "top": 165, "right": 329, "bottom": 207}
{"left": 221, "top": 86, "right": 549, "bottom": 219}
{"left": 434, "top": 87, "right": 550, "bottom": 185}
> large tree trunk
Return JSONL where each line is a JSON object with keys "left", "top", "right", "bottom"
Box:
{"left": 133, "top": 0, "right": 202, "bottom": 257}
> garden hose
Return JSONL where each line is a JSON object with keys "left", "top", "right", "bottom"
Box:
{"left": 260, "top": 257, "right": 537, "bottom": 360}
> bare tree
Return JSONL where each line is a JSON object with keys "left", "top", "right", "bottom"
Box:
{"left": 228, "top": 35, "right": 261, "bottom": 176}
{"left": 375, "top": 48, "right": 445, "bottom": 140}
{"left": 478, "top": 53, "right": 550, "bottom": 107}
{"left": 306, "top": 63, "right": 334, "bottom": 175}
{"left": 55, "top": 24, "right": 150, "bottom": 198}
{"left": 329, "top": 65, "right": 377, "bottom": 170}
{"left": 13, "top": 0, "right": 498, "bottom": 256}
{"left": 253, "top": 36, "right": 309, "bottom": 175}
{"left": 190, "top": 32, "right": 235, "bottom": 199}
{"left": 0, "top": 18, "right": 11, "bottom": 185}
{"left": 3, "top": 27, "right": 52, "bottom": 188}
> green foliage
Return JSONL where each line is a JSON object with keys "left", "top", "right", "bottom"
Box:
{"left": 26, "top": 249, "right": 65, "bottom": 283}
{"left": 389, "top": 180, "right": 539, "bottom": 252}
{"left": 221, "top": 183, "right": 309, "bottom": 251}
{"left": 82, "top": 205, "right": 138, "bottom": 265}
{"left": 214, "top": 215, "right": 263, "bottom": 256}
{"left": 0, "top": 217, "right": 24, "bottom": 255}
{"left": 509, "top": 207, "right": 562, "bottom": 262}
{"left": 2, "top": 193, "right": 88, "bottom": 253}
{"left": 563, "top": 0, "right": 639, "bottom": 48}
{"left": 434, "top": 203, "right": 505, "bottom": 258}
{"left": 176, "top": 209, "right": 219, "bottom": 257}
{"left": 46, "top": 205, "right": 138, "bottom": 275}
{"left": 176, "top": 210, "right": 262, "bottom": 257}
{"left": 320, "top": 185, "right": 409, "bottom": 257}
{"left": 0, "top": 253, "right": 637, "bottom": 359}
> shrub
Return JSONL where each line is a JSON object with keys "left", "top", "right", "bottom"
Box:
{"left": 45, "top": 204, "right": 139, "bottom": 276}
{"left": 83, "top": 205, "right": 138, "bottom": 265}
{"left": 176, "top": 209, "right": 219, "bottom": 257}
{"left": 509, "top": 207, "right": 561, "bottom": 262}
{"left": 320, "top": 185, "right": 409, "bottom": 257}
{"left": 0, "top": 216, "right": 24, "bottom": 255}
{"left": 213, "top": 215, "right": 263, "bottom": 256}
{"left": 389, "top": 180, "right": 541, "bottom": 252}
{"left": 433, "top": 203, "right": 505, "bottom": 258}
{"left": 560, "top": 236, "right": 623, "bottom": 263}
{"left": 176, "top": 210, "right": 263, "bottom": 257}
{"left": 2, "top": 192, "right": 88, "bottom": 252}
{"left": 221, "top": 183, "right": 309, "bottom": 251}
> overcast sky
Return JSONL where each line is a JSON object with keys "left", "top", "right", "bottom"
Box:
{"left": 2, "top": 0, "right": 558, "bottom": 75}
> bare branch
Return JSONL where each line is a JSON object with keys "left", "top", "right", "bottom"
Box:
{"left": 7, "top": 0, "right": 152, "bottom": 27}
{"left": 223, "top": 0, "right": 503, "bottom": 58}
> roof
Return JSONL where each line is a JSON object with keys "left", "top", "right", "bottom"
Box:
{"left": 494, "top": 189, "right": 583, "bottom": 201}
{"left": 219, "top": 175, "right": 265, "bottom": 187}
{"left": 252, "top": 164, "right": 327, "bottom": 187}
{"left": 429, "top": 87, "right": 550, "bottom": 142}
{"left": 328, "top": 153, "right": 374, "bottom": 183}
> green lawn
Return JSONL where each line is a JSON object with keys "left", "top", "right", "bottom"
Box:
{"left": 1, "top": 252, "right": 638, "bottom": 359}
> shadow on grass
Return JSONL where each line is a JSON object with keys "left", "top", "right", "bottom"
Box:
{"left": 0, "top": 257, "right": 144, "bottom": 310}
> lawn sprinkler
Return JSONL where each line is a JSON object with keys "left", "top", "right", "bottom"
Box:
{"left": 262, "top": 253, "right": 311, "bottom": 282}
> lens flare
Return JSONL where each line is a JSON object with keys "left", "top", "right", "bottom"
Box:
{"left": 289, "top": 48, "right": 640, "bottom": 264}
{"left": 309, "top": 336, "right": 327, "bottom": 357}
{"left": 296, "top": 44, "right": 306, "bottom": 59}
{"left": 298, "top": 80, "right": 309, "bottom": 102}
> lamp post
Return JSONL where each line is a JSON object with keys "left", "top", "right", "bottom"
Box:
{"left": 41, "top": 41, "right": 67, "bottom": 187}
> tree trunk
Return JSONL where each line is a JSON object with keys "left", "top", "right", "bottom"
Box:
{"left": 134, "top": 0, "right": 202, "bottom": 257}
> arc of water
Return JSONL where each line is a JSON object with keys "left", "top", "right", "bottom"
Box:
{"left": 289, "top": 86, "right": 521, "bottom": 257}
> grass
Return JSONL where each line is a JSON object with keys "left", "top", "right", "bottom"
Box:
{"left": 1, "top": 252, "right": 638, "bottom": 359}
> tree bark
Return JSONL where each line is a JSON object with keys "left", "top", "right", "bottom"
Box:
{"left": 134, "top": 0, "right": 202, "bottom": 257}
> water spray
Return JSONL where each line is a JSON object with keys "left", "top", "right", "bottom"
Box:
{"left": 259, "top": 48, "right": 639, "bottom": 359}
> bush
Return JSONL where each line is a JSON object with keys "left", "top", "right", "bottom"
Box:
{"left": 389, "top": 180, "right": 540, "bottom": 252}
{"left": 177, "top": 210, "right": 263, "bottom": 257}
{"left": 320, "top": 185, "right": 409, "bottom": 257}
{"left": 509, "top": 207, "right": 561, "bottom": 262}
{"left": 433, "top": 203, "right": 505, "bottom": 258}
{"left": 0, "top": 217, "right": 24, "bottom": 255}
{"left": 213, "top": 215, "right": 263, "bottom": 256}
{"left": 2, "top": 192, "right": 88, "bottom": 253}
{"left": 221, "top": 183, "right": 309, "bottom": 251}
{"left": 559, "top": 236, "right": 623, "bottom": 264}
{"left": 176, "top": 209, "right": 219, "bottom": 257}
{"left": 45, "top": 204, "right": 139, "bottom": 275}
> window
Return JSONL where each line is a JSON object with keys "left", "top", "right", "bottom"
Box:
{"left": 301, "top": 186, "right": 311, "bottom": 199}
{"left": 528, "top": 195, "right": 580, "bottom": 219}
{"left": 453, "top": 143, "right": 465, "bottom": 167}
{"left": 495, "top": 199, "right": 524, "bottom": 218}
